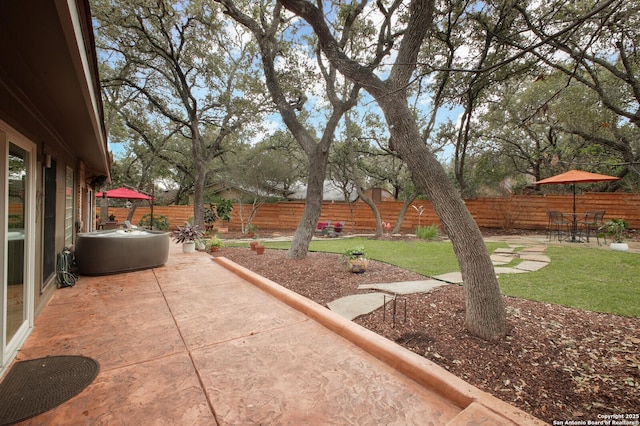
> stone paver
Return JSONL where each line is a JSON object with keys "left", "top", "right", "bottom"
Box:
{"left": 358, "top": 279, "right": 446, "bottom": 295}
{"left": 515, "top": 260, "right": 549, "bottom": 272}
{"left": 490, "top": 254, "right": 516, "bottom": 265}
{"left": 519, "top": 254, "right": 551, "bottom": 263}
{"left": 494, "top": 247, "right": 516, "bottom": 254}
{"left": 521, "top": 245, "right": 548, "bottom": 253}
{"left": 432, "top": 272, "right": 464, "bottom": 284}
{"left": 327, "top": 293, "right": 389, "bottom": 320}
{"left": 494, "top": 266, "right": 528, "bottom": 274}
{"left": 327, "top": 241, "right": 553, "bottom": 320}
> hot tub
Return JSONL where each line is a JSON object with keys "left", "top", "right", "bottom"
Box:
{"left": 75, "top": 230, "right": 170, "bottom": 275}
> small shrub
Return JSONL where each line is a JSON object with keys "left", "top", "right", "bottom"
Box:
{"left": 605, "top": 218, "right": 628, "bottom": 243}
{"left": 416, "top": 224, "right": 440, "bottom": 240}
{"left": 172, "top": 221, "right": 204, "bottom": 244}
{"left": 343, "top": 245, "right": 365, "bottom": 258}
{"left": 138, "top": 214, "right": 170, "bottom": 231}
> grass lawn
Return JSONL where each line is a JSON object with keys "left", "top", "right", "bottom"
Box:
{"left": 258, "top": 238, "right": 640, "bottom": 318}
{"left": 499, "top": 245, "right": 640, "bottom": 317}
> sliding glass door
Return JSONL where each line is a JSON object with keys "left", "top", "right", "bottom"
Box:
{"left": 2, "top": 127, "right": 35, "bottom": 371}
{"left": 6, "top": 143, "right": 27, "bottom": 343}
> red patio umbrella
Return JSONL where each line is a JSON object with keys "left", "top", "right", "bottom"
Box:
{"left": 95, "top": 187, "right": 153, "bottom": 200}
{"left": 534, "top": 170, "right": 620, "bottom": 241}
{"left": 96, "top": 187, "right": 155, "bottom": 229}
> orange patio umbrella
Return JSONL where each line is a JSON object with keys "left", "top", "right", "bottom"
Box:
{"left": 534, "top": 169, "right": 620, "bottom": 220}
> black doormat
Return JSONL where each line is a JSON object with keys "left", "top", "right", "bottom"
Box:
{"left": 0, "top": 355, "right": 99, "bottom": 425}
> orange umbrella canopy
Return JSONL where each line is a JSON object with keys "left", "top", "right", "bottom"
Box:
{"left": 534, "top": 170, "right": 620, "bottom": 221}
{"left": 534, "top": 170, "right": 620, "bottom": 185}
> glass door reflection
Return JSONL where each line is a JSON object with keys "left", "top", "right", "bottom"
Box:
{"left": 6, "top": 143, "right": 27, "bottom": 343}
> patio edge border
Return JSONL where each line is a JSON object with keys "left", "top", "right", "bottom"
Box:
{"left": 214, "top": 256, "right": 545, "bottom": 425}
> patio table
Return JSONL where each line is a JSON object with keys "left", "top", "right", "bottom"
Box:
{"left": 564, "top": 212, "right": 585, "bottom": 243}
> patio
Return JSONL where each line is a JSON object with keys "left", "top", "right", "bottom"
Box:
{"left": 11, "top": 243, "right": 542, "bottom": 424}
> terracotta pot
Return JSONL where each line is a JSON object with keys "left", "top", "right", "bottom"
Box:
{"left": 347, "top": 255, "right": 368, "bottom": 273}
{"left": 250, "top": 241, "right": 259, "bottom": 251}
{"left": 255, "top": 245, "right": 265, "bottom": 255}
{"left": 210, "top": 246, "right": 219, "bottom": 253}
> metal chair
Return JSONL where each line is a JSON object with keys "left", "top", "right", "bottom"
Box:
{"left": 578, "top": 210, "right": 606, "bottom": 244}
{"left": 546, "top": 210, "right": 567, "bottom": 242}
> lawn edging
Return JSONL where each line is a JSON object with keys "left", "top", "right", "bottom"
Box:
{"left": 214, "top": 256, "right": 545, "bottom": 425}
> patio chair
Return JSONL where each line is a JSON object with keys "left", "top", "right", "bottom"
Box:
{"left": 316, "top": 221, "right": 331, "bottom": 236}
{"left": 578, "top": 210, "right": 606, "bottom": 245}
{"left": 332, "top": 221, "right": 344, "bottom": 236}
{"left": 546, "top": 210, "right": 568, "bottom": 242}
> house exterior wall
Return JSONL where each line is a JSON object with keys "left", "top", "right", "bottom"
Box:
{"left": 0, "top": 0, "right": 110, "bottom": 376}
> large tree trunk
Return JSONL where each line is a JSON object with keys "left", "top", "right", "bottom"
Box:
{"left": 279, "top": 0, "right": 506, "bottom": 341}
{"left": 393, "top": 190, "right": 419, "bottom": 234}
{"left": 288, "top": 148, "right": 329, "bottom": 259}
{"left": 355, "top": 181, "right": 383, "bottom": 237}
{"left": 191, "top": 163, "right": 207, "bottom": 227}
{"left": 381, "top": 95, "right": 505, "bottom": 340}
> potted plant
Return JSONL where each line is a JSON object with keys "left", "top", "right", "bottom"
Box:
{"left": 605, "top": 218, "right": 629, "bottom": 251}
{"left": 215, "top": 199, "right": 233, "bottom": 233}
{"left": 204, "top": 206, "right": 218, "bottom": 234}
{"left": 343, "top": 245, "right": 368, "bottom": 273}
{"left": 207, "top": 235, "right": 225, "bottom": 252}
{"left": 246, "top": 223, "right": 258, "bottom": 238}
{"left": 172, "top": 221, "right": 204, "bottom": 253}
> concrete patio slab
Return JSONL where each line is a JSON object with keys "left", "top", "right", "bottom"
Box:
{"left": 11, "top": 243, "right": 544, "bottom": 425}
{"left": 358, "top": 279, "right": 447, "bottom": 295}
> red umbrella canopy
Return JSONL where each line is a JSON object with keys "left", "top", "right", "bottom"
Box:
{"left": 534, "top": 170, "right": 620, "bottom": 185}
{"left": 96, "top": 187, "right": 153, "bottom": 200}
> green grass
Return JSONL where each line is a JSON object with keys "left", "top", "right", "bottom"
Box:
{"left": 258, "top": 238, "right": 640, "bottom": 318}
{"left": 499, "top": 246, "right": 640, "bottom": 317}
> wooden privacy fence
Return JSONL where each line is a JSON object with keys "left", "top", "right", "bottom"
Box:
{"left": 106, "top": 192, "right": 640, "bottom": 233}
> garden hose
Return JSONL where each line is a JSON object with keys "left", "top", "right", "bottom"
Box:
{"left": 56, "top": 248, "right": 78, "bottom": 288}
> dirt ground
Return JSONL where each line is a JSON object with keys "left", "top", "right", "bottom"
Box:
{"left": 213, "top": 231, "right": 639, "bottom": 424}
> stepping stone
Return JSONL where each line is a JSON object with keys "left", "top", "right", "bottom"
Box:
{"left": 494, "top": 247, "right": 516, "bottom": 254}
{"left": 519, "top": 254, "right": 550, "bottom": 263}
{"left": 514, "top": 260, "right": 549, "bottom": 272}
{"left": 433, "top": 272, "right": 463, "bottom": 284}
{"left": 491, "top": 254, "right": 516, "bottom": 265}
{"left": 520, "top": 245, "right": 547, "bottom": 253}
{"left": 494, "top": 266, "right": 527, "bottom": 274}
{"left": 358, "top": 279, "right": 446, "bottom": 295}
{"left": 327, "top": 293, "right": 388, "bottom": 320}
